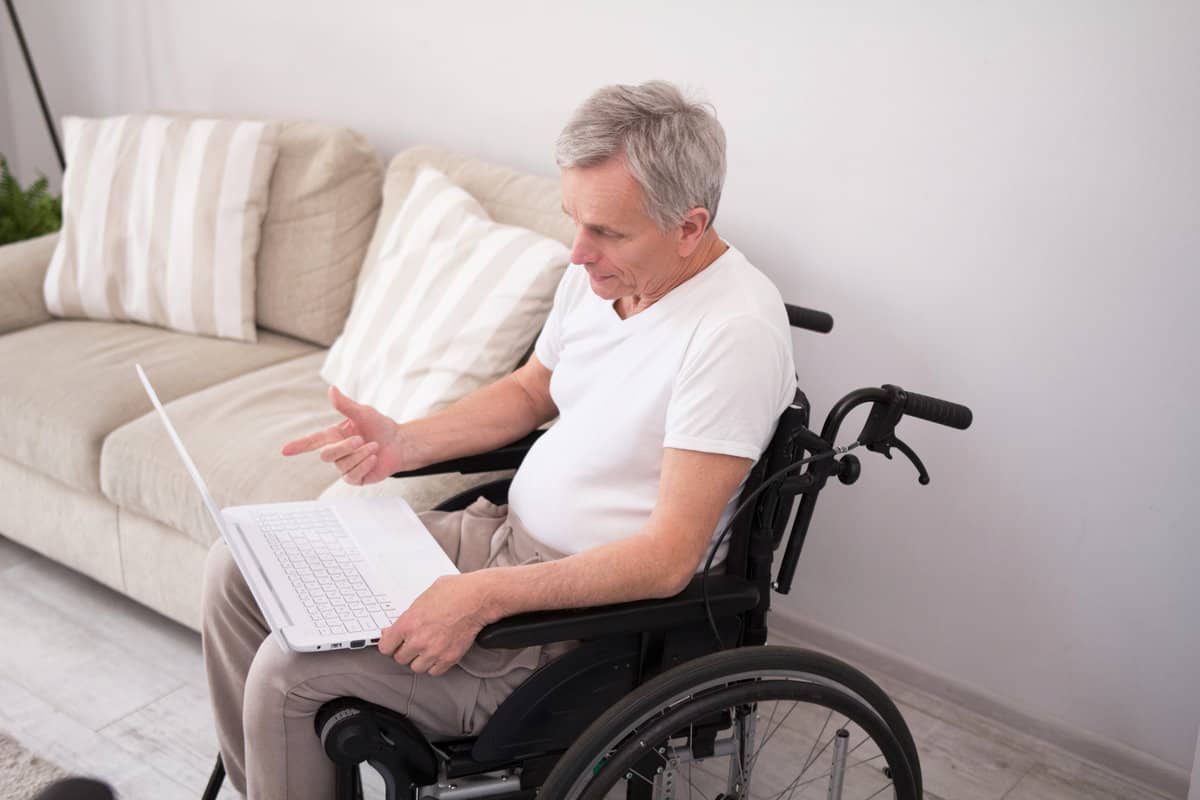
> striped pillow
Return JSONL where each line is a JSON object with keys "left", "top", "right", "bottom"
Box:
{"left": 321, "top": 167, "right": 569, "bottom": 421}
{"left": 43, "top": 114, "right": 280, "bottom": 342}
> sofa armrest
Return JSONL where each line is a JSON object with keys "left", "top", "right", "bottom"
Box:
{"left": 476, "top": 575, "right": 761, "bottom": 649}
{"left": 0, "top": 232, "right": 59, "bottom": 335}
{"left": 389, "top": 430, "right": 546, "bottom": 478}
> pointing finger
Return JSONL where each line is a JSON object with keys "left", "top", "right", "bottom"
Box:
{"left": 281, "top": 419, "right": 354, "bottom": 456}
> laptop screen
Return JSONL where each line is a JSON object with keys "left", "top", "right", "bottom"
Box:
{"left": 135, "top": 364, "right": 231, "bottom": 538}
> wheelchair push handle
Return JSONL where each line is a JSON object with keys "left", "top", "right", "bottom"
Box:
{"left": 774, "top": 384, "right": 972, "bottom": 595}
{"left": 784, "top": 304, "right": 834, "bottom": 334}
{"left": 848, "top": 384, "right": 972, "bottom": 483}
{"left": 901, "top": 389, "right": 973, "bottom": 430}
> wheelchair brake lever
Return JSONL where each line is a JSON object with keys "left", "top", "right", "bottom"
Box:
{"left": 866, "top": 435, "right": 930, "bottom": 485}
{"left": 891, "top": 436, "right": 930, "bottom": 485}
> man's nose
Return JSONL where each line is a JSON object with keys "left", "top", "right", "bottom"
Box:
{"left": 570, "top": 233, "right": 596, "bottom": 265}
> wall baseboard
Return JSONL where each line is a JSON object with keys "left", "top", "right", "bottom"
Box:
{"left": 767, "top": 611, "right": 1190, "bottom": 799}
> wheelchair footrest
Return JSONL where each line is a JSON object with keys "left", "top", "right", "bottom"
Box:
{"left": 315, "top": 698, "right": 439, "bottom": 791}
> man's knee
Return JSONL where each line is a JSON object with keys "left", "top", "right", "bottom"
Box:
{"left": 243, "top": 641, "right": 323, "bottom": 726}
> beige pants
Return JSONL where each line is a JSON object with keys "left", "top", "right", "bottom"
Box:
{"left": 201, "top": 497, "right": 570, "bottom": 800}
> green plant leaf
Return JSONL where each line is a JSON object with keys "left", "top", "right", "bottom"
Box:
{"left": 0, "top": 155, "right": 63, "bottom": 245}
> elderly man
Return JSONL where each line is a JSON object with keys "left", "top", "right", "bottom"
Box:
{"left": 202, "top": 80, "right": 796, "bottom": 799}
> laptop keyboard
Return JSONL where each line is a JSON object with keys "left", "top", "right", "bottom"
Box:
{"left": 256, "top": 507, "right": 400, "bottom": 637}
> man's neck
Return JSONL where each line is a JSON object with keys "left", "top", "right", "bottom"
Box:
{"left": 615, "top": 229, "right": 728, "bottom": 319}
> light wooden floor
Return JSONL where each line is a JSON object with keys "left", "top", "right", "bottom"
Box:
{"left": 0, "top": 534, "right": 1176, "bottom": 800}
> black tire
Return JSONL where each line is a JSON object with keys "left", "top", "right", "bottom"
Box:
{"left": 540, "top": 646, "right": 921, "bottom": 799}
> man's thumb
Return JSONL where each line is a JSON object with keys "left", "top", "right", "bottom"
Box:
{"left": 329, "top": 385, "right": 361, "bottom": 418}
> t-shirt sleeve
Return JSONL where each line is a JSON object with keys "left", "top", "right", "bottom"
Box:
{"left": 664, "top": 316, "right": 797, "bottom": 460}
{"left": 533, "top": 267, "right": 578, "bottom": 370}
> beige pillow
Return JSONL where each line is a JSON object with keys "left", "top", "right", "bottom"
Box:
{"left": 43, "top": 114, "right": 279, "bottom": 342}
{"left": 321, "top": 166, "right": 569, "bottom": 420}
{"left": 147, "top": 113, "right": 385, "bottom": 347}
{"left": 255, "top": 122, "right": 383, "bottom": 346}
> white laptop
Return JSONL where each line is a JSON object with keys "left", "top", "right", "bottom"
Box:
{"left": 135, "top": 363, "right": 459, "bottom": 653}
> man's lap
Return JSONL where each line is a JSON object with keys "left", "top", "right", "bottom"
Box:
{"left": 207, "top": 495, "right": 561, "bottom": 738}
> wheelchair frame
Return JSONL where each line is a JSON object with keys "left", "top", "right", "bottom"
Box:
{"left": 201, "top": 303, "right": 973, "bottom": 800}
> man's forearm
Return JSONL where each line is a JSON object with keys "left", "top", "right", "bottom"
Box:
{"left": 466, "top": 448, "right": 751, "bottom": 624}
{"left": 475, "top": 532, "right": 698, "bottom": 625}
{"left": 397, "top": 365, "right": 557, "bottom": 470}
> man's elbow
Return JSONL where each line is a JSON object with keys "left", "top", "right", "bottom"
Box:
{"left": 653, "top": 563, "right": 696, "bottom": 599}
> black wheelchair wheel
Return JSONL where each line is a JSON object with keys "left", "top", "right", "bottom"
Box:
{"left": 539, "top": 646, "right": 920, "bottom": 800}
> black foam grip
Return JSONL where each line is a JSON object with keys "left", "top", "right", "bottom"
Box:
{"left": 785, "top": 304, "right": 834, "bottom": 334}
{"left": 904, "top": 391, "right": 973, "bottom": 430}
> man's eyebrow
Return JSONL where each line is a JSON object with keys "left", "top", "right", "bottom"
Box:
{"left": 563, "top": 205, "right": 622, "bottom": 235}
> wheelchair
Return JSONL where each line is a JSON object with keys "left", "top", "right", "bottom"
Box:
{"left": 202, "top": 304, "right": 972, "bottom": 800}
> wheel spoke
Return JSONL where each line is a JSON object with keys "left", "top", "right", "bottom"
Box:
{"left": 752, "top": 750, "right": 889, "bottom": 800}
{"left": 684, "top": 709, "right": 892, "bottom": 800}
{"left": 627, "top": 765, "right": 655, "bottom": 786}
{"left": 799, "top": 707, "right": 833, "bottom": 775}
{"left": 747, "top": 700, "right": 810, "bottom": 778}
{"left": 559, "top": 665, "right": 916, "bottom": 800}
{"left": 861, "top": 781, "right": 896, "bottom": 800}
{"left": 719, "top": 720, "right": 890, "bottom": 800}
{"left": 796, "top": 718, "right": 843, "bottom": 781}
{"left": 683, "top": 760, "right": 714, "bottom": 800}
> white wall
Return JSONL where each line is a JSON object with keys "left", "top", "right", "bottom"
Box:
{"left": 0, "top": 12, "right": 21, "bottom": 179}
{"left": 4, "top": 0, "right": 1198, "bottom": 779}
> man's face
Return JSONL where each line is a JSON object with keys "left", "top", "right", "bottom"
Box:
{"left": 559, "top": 158, "right": 682, "bottom": 302}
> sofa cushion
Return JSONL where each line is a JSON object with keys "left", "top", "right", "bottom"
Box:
{"left": 254, "top": 122, "right": 383, "bottom": 347}
{"left": 321, "top": 166, "right": 569, "bottom": 421}
{"left": 101, "top": 352, "right": 343, "bottom": 547}
{"left": 43, "top": 115, "right": 280, "bottom": 342}
{"left": 150, "top": 113, "right": 385, "bottom": 348}
{"left": 0, "top": 319, "right": 314, "bottom": 494}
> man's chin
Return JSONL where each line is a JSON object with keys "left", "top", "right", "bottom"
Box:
{"left": 587, "top": 274, "right": 620, "bottom": 299}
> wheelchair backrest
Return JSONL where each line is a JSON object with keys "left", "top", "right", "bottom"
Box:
{"left": 721, "top": 301, "right": 833, "bottom": 644}
{"left": 725, "top": 389, "right": 812, "bottom": 574}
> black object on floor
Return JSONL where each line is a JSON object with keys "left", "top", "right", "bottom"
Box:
{"left": 33, "top": 777, "right": 116, "bottom": 800}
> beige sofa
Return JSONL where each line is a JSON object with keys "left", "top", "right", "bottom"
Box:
{"left": 0, "top": 119, "right": 572, "bottom": 631}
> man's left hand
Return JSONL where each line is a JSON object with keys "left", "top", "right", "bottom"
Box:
{"left": 377, "top": 572, "right": 492, "bottom": 676}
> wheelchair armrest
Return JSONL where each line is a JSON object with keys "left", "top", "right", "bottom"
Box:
{"left": 476, "top": 574, "right": 760, "bottom": 649}
{"left": 389, "top": 430, "right": 546, "bottom": 478}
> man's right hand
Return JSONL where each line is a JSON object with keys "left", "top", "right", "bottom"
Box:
{"left": 281, "top": 386, "right": 409, "bottom": 485}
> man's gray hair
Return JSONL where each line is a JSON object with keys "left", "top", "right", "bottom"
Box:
{"left": 556, "top": 80, "right": 727, "bottom": 232}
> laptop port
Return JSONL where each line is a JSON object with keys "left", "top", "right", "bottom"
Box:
{"left": 350, "top": 639, "right": 366, "bottom": 649}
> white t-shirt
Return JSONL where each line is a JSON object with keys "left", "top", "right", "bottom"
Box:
{"left": 507, "top": 244, "right": 797, "bottom": 560}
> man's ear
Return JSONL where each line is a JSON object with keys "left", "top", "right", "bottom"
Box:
{"left": 676, "top": 206, "right": 713, "bottom": 257}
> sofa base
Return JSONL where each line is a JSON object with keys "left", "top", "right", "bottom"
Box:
{"left": 118, "top": 509, "right": 211, "bottom": 631}
{"left": 0, "top": 454, "right": 123, "bottom": 591}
